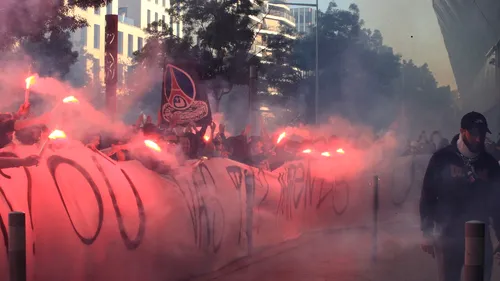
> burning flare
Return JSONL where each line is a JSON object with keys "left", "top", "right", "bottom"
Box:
{"left": 203, "top": 135, "right": 210, "bottom": 142}
{"left": 277, "top": 132, "right": 286, "bottom": 144}
{"left": 63, "top": 96, "right": 79, "bottom": 103}
{"left": 336, "top": 148, "right": 345, "bottom": 154}
{"left": 302, "top": 149, "right": 312, "bottom": 154}
{"left": 39, "top": 129, "right": 67, "bottom": 157}
{"left": 144, "top": 140, "right": 161, "bottom": 152}
{"left": 321, "top": 152, "right": 331, "bottom": 157}
{"left": 48, "top": 129, "right": 67, "bottom": 140}
{"left": 25, "top": 75, "right": 36, "bottom": 90}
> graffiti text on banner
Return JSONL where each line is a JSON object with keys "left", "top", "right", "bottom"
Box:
{"left": 274, "top": 161, "right": 350, "bottom": 220}
{"left": 0, "top": 146, "right": 428, "bottom": 281}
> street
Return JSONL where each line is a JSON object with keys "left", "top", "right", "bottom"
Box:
{"left": 192, "top": 221, "right": 500, "bottom": 281}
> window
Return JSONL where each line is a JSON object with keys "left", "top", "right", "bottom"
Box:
{"left": 176, "top": 22, "right": 180, "bottom": 36}
{"left": 106, "top": 3, "right": 112, "bottom": 14}
{"left": 80, "top": 27, "right": 87, "bottom": 46}
{"left": 155, "top": 0, "right": 158, "bottom": 4}
{"left": 93, "top": 24, "right": 100, "bottom": 49}
{"left": 94, "top": 7, "right": 100, "bottom": 15}
{"left": 118, "top": 63, "right": 124, "bottom": 85}
{"left": 162, "top": 15, "right": 165, "bottom": 29}
{"left": 138, "top": 37, "right": 143, "bottom": 50}
{"left": 155, "top": 12, "right": 158, "bottom": 23}
{"left": 118, "top": 31, "right": 123, "bottom": 54}
{"left": 162, "top": 0, "right": 166, "bottom": 6}
{"left": 92, "top": 58, "right": 100, "bottom": 83}
{"left": 147, "top": 10, "right": 151, "bottom": 25}
{"left": 128, "top": 34, "right": 133, "bottom": 57}
{"left": 170, "top": 16, "right": 173, "bottom": 31}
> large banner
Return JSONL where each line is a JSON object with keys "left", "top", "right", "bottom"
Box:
{"left": 160, "top": 63, "right": 212, "bottom": 126}
{"left": 0, "top": 143, "right": 430, "bottom": 281}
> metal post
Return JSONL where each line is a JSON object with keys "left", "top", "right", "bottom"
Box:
{"left": 244, "top": 170, "right": 254, "bottom": 255}
{"left": 249, "top": 65, "right": 257, "bottom": 126}
{"left": 464, "top": 220, "right": 485, "bottom": 281}
{"left": 314, "top": 0, "right": 319, "bottom": 124}
{"left": 8, "top": 212, "right": 26, "bottom": 281}
{"left": 105, "top": 14, "right": 118, "bottom": 120}
{"left": 371, "top": 175, "right": 379, "bottom": 262}
{"left": 494, "top": 42, "right": 500, "bottom": 130}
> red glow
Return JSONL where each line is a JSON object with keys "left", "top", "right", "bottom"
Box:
{"left": 48, "top": 130, "right": 67, "bottom": 140}
{"left": 63, "top": 96, "right": 79, "bottom": 104}
{"left": 144, "top": 140, "right": 161, "bottom": 152}
{"left": 277, "top": 132, "right": 286, "bottom": 144}
{"left": 25, "top": 75, "right": 36, "bottom": 89}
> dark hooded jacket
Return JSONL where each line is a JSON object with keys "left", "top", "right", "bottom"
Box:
{"left": 419, "top": 134, "right": 500, "bottom": 239}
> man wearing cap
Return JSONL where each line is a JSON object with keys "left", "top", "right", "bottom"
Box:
{"left": 419, "top": 111, "right": 500, "bottom": 281}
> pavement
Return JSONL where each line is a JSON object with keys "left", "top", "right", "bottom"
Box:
{"left": 190, "top": 221, "right": 500, "bottom": 281}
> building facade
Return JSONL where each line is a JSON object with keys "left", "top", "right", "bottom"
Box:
{"left": 291, "top": 7, "right": 316, "bottom": 34}
{"left": 250, "top": 1, "right": 296, "bottom": 58}
{"left": 70, "top": 0, "right": 295, "bottom": 95}
{"left": 70, "top": 0, "right": 183, "bottom": 93}
{"left": 432, "top": 0, "right": 500, "bottom": 117}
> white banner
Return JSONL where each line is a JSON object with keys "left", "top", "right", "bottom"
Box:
{"left": 0, "top": 141, "right": 431, "bottom": 281}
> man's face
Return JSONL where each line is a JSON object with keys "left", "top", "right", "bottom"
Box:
{"left": 461, "top": 127, "right": 486, "bottom": 153}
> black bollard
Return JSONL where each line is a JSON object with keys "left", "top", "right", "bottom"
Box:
{"left": 8, "top": 212, "right": 26, "bottom": 281}
{"left": 464, "top": 220, "right": 485, "bottom": 281}
{"left": 244, "top": 170, "right": 254, "bottom": 255}
{"left": 371, "top": 175, "right": 380, "bottom": 262}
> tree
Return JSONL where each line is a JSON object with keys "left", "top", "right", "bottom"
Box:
{"left": 263, "top": 2, "right": 401, "bottom": 123}
{"left": 134, "top": 0, "right": 264, "bottom": 112}
{"left": 263, "top": 0, "right": 454, "bottom": 129}
{"left": 0, "top": 0, "right": 109, "bottom": 79}
{"left": 261, "top": 25, "right": 304, "bottom": 96}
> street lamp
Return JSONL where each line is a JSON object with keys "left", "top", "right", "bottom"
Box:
{"left": 271, "top": 0, "right": 319, "bottom": 124}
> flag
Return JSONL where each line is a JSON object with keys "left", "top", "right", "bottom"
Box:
{"left": 160, "top": 63, "right": 212, "bottom": 126}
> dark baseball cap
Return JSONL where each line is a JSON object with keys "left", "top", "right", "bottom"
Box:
{"left": 461, "top": 111, "right": 491, "bottom": 133}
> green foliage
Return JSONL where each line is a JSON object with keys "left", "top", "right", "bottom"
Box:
{"left": 135, "top": 0, "right": 263, "bottom": 84}
{"left": 263, "top": 1, "right": 454, "bottom": 126}
{"left": 0, "top": 0, "right": 109, "bottom": 78}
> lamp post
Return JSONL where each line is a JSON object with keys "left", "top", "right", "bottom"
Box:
{"left": 485, "top": 38, "right": 500, "bottom": 127}
{"left": 271, "top": 0, "right": 319, "bottom": 124}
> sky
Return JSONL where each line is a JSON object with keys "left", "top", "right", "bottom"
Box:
{"left": 291, "top": 0, "right": 457, "bottom": 89}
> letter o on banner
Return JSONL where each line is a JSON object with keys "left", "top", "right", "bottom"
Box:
{"left": 47, "top": 156, "right": 104, "bottom": 245}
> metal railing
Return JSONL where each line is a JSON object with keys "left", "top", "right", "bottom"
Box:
{"left": 268, "top": 9, "right": 295, "bottom": 23}
{"left": 118, "top": 15, "right": 135, "bottom": 26}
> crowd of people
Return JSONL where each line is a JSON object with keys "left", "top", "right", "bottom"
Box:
{"left": 404, "top": 129, "right": 500, "bottom": 161}
{"left": 0, "top": 102, "right": 338, "bottom": 172}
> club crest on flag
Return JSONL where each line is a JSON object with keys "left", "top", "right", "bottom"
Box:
{"left": 164, "top": 64, "right": 196, "bottom": 110}
{"left": 161, "top": 63, "right": 211, "bottom": 125}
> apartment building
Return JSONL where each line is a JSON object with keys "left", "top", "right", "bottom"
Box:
{"left": 71, "top": 0, "right": 183, "bottom": 92}
{"left": 251, "top": 1, "right": 296, "bottom": 58}
{"left": 291, "top": 7, "right": 316, "bottom": 34}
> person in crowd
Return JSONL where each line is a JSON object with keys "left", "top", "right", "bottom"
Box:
{"left": 212, "top": 138, "right": 229, "bottom": 158}
{"left": 419, "top": 111, "right": 500, "bottom": 281}
{"left": 84, "top": 133, "right": 102, "bottom": 152}
{"left": 0, "top": 155, "right": 39, "bottom": 168}
{"left": 12, "top": 124, "right": 48, "bottom": 146}
{"left": 0, "top": 103, "right": 49, "bottom": 148}
{"left": 430, "top": 130, "right": 449, "bottom": 152}
{"left": 248, "top": 136, "right": 268, "bottom": 167}
{"left": 417, "top": 130, "right": 435, "bottom": 154}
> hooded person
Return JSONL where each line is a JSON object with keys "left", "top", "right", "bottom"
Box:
{"left": 419, "top": 111, "right": 500, "bottom": 281}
